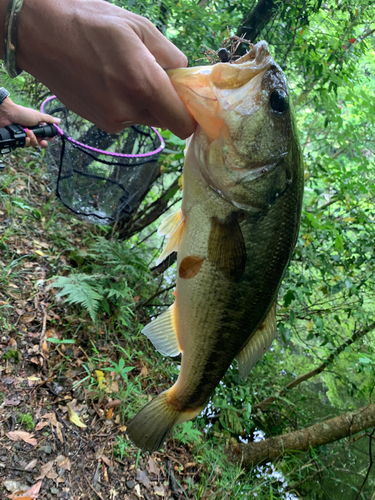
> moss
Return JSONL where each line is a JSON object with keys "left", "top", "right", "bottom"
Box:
{"left": 3, "top": 349, "right": 21, "bottom": 363}
{"left": 17, "top": 413, "right": 35, "bottom": 431}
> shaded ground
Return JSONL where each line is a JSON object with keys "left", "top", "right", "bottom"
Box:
{"left": 0, "top": 150, "right": 204, "bottom": 500}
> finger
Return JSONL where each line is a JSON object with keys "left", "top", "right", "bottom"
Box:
{"left": 26, "top": 129, "right": 38, "bottom": 147}
{"left": 141, "top": 60, "right": 197, "bottom": 139}
{"left": 38, "top": 113, "right": 60, "bottom": 124}
{"left": 38, "top": 139, "right": 49, "bottom": 148}
{"left": 127, "top": 12, "right": 187, "bottom": 69}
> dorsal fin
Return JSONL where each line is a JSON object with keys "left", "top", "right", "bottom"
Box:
{"left": 156, "top": 208, "right": 185, "bottom": 265}
{"left": 236, "top": 301, "right": 277, "bottom": 380}
{"left": 141, "top": 303, "right": 181, "bottom": 357}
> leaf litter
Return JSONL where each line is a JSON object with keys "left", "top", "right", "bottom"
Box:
{"left": 0, "top": 146, "right": 205, "bottom": 499}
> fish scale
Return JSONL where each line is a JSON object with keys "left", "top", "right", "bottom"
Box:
{"left": 127, "top": 40, "right": 304, "bottom": 452}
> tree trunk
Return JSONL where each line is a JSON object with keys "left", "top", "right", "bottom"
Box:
{"left": 226, "top": 404, "right": 375, "bottom": 469}
{"left": 236, "top": 0, "right": 279, "bottom": 43}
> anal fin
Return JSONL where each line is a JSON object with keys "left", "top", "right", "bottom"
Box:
{"left": 141, "top": 303, "right": 181, "bottom": 357}
{"left": 156, "top": 208, "right": 185, "bottom": 265}
{"left": 236, "top": 301, "right": 277, "bottom": 380}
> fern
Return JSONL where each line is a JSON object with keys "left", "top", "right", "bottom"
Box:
{"left": 51, "top": 274, "right": 103, "bottom": 321}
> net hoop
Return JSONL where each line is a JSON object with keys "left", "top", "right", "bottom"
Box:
{"left": 40, "top": 95, "right": 165, "bottom": 158}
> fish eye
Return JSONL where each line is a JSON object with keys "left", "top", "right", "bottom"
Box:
{"left": 270, "top": 89, "right": 289, "bottom": 113}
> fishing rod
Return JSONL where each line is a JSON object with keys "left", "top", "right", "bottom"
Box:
{"left": 0, "top": 123, "right": 58, "bottom": 156}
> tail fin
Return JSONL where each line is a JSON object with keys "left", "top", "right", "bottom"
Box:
{"left": 127, "top": 391, "right": 182, "bottom": 452}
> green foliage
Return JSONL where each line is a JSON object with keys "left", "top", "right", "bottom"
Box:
{"left": 17, "top": 413, "right": 35, "bottom": 432}
{"left": 50, "top": 235, "right": 151, "bottom": 325}
{"left": 3, "top": 349, "right": 21, "bottom": 363}
{"left": 174, "top": 421, "right": 203, "bottom": 446}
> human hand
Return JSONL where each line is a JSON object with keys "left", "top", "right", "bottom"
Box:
{"left": 17, "top": 0, "right": 197, "bottom": 139}
{"left": 0, "top": 97, "right": 60, "bottom": 148}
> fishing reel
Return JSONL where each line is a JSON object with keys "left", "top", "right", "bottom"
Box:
{"left": 0, "top": 123, "right": 58, "bottom": 160}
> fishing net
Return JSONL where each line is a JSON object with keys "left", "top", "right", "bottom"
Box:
{"left": 41, "top": 96, "right": 164, "bottom": 225}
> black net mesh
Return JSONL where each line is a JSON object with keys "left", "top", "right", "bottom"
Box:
{"left": 42, "top": 97, "right": 163, "bottom": 225}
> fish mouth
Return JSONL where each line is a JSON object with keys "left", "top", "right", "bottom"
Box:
{"left": 168, "top": 41, "right": 274, "bottom": 141}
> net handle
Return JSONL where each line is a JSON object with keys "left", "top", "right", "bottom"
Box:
{"left": 40, "top": 95, "right": 165, "bottom": 158}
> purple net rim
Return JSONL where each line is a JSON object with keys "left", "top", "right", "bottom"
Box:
{"left": 40, "top": 95, "right": 165, "bottom": 158}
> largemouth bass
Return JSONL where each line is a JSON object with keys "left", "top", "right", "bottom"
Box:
{"left": 128, "top": 41, "right": 304, "bottom": 452}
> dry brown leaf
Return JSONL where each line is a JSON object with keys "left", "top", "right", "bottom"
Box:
{"left": 42, "top": 341, "right": 49, "bottom": 355}
{"left": 136, "top": 469, "right": 150, "bottom": 489}
{"left": 148, "top": 457, "right": 159, "bottom": 476}
{"left": 7, "top": 431, "right": 37, "bottom": 446}
{"left": 20, "top": 314, "right": 36, "bottom": 324}
{"left": 6, "top": 479, "right": 42, "bottom": 499}
{"left": 141, "top": 365, "right": 148, "bottom": 376}
{"left": 25, "top": 459, "right": 38, "bottom": 471}
{"left": 36, "top": 460, "right": 54, "bottom": 480}
{"left": 153, "top": 485, "right": 165, "bottom": 497}
{"left": 4, "top": 398, "right": 21, "bottom": 406}
{"left": 8, "top": 338, "right": 17, "bottom": 349}
{"left": 99, "top": 455, "right": 113, "bottom": 467}
{"left": 104, "top": 466, "right": 109, "bottom": 483}
{"left": 56, "top": 456, "right": 71, "bottom": 471}
{"left": 35, "top": 421, "right": 49, "bottom": 432}
{"left": 106, "top": 408, "right": 114, "bottom": 420}
{"left": 40, "top": 413, "right": 63, "bottom": 443}
{"left": 30, "top": 357, "right": 43, "bottom": 366}
{"left": 105, "top": 399, "right": 122, "bottom": 409}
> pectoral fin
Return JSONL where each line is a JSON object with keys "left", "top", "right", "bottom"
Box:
{"left": 179, "top": 256, "right": 205, "bottom": 279}
{"left": 208, "top": 212, "right": 246, "bottom": 281}
{"left": 156, "top": 209, "right": 185, "bottom": 265}
{"left": 236, "top": 301, "right": 277, "bottom": 380}
{"left": 141, "top": 303, "right": 181, "bottom": 357}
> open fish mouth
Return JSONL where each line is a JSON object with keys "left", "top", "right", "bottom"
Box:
{"left": 168, "top": 42, "right": 275, "bottom": 141}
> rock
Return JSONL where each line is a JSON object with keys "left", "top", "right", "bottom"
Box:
{"left": 50, "top": 487, "right": 59, "bottom": 495}
{"left": 95, "top": 484, "right": 101, "bottom": 492}
{"left": 44, "top": 444, "right": 53, "bottom": 454}
{"left": 14, "top": 443, "right": 22, "bottom": 450}
{"left": 126, "top": 480, "right": 136, "bottom": 489}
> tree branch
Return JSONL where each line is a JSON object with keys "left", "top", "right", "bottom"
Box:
{"left": 253, "top": 322, "right": 375, "bottom": 413}
{"left": 236, "top": 0, "right": 279, "bottom": 43}
{"left": 227, "top": 404, "right": 375, "bottom": 469}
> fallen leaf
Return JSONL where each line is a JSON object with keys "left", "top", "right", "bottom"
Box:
{"left": 141, "top": 365, "right": 148, "bottom": 376}
{"left": 34, "top": 250, "right": 44, "bottom": 257}
{"left": 35, "top": 421, "right": 49, "bottom": 431}
{"left": 25, "top": 459, "right": 38, "bottom": 471}
{"left": 40, "top": 413, "right": 63, "bottom": 442}
{"left": 4, "top": 398, "right": 21, "bottom": 407}
{"left": 36, "top": 460, "right": 54, "bottom": 480}
{"left": 148, "top": 457, "right": 159, "bottom": 475}
{"left": 134, "top": 484, "right": 142, "bottom": 498}
{"left": 20, "top": 314, "right": 36, "bottom": 324}
{"left": 106, "top": 408, "right": 114, "bottom": 420}
{"left": 136, "top": 469, "right": 150, "bottom": 489}
{"left": 105, "top": 399, "right": 122, "bottom": 409}
{"left": 153, "top": 485, "right": 165, "bottom": 497}
{"left": 6, "top": 479, "right": 42, "bottom": 499}
{"left": 99, "top": 455, "right": 113, "bottom": 467}
{"left": 7, "top": 431, "right": 37, "bottom": 446}
{"left": 67, "top": 408, "right": 87, "bottom": 428}
{"left": 8, "top": 338, "right": 18, "bottom": 349}
{"left": 56, "top": 455, "right": 71, "bottom": 471}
